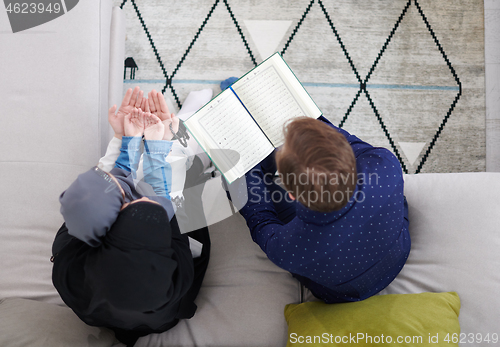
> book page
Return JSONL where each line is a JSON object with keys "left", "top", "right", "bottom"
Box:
{"left": 184, "top": 90, "right": 274, "bottom": 183}
{"left": 232, "top": 65, "right": 305, "bottom": 147}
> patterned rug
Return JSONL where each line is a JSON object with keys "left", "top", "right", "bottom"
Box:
{"left": 116, "top": 0, "right": 485, "bottom": 174}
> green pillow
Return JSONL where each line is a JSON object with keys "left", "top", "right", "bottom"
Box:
{"left": 285, "top": 292, "right": 460, "bottom": 346}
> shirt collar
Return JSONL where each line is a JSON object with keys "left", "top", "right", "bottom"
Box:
{"left": 295, "top": 185, "right": 360, "bottom": 225}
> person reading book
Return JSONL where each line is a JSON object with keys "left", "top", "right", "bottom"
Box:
{"left": 51, "top": 88, "right": 211, "bottom": 346}
{"left": 234, "top": 116, "right": 411, "bottom": 303}
{"left": 183, "top": 53, "right": 323, "bottom": 184}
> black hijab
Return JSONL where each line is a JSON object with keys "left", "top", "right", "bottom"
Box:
{"left": 59, "top": 167, "right": 124, "bottom": 247}
{"left": 53, "top": 170, "right": 195, "bottom": 333}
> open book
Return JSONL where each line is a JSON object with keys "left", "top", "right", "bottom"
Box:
{"left": 183, "top": 53, "right": 322, "bottom": 184}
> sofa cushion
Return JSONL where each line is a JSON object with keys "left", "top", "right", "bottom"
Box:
{"left": 285, "top": 292, "right": 461, "bottom": 347}
{"left": 136, "top": 182, "right": 301, "bottom": 346}
{"left": 0, "top": 0, "right": 113, "bottom": 304}
{"left": 300, "top": 172, "right": 500, "bottom": 345}
{"left": 0, "top": 298, "right": 116, "bottom": 347}
{"left": 378, "top": 173, "right": 500, "bottom": 340}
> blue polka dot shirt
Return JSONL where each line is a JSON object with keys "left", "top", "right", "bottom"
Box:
{"left": 238, "top": 117, "right": 411, "bottom": 303}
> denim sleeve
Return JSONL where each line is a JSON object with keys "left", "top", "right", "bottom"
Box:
{"left": 143, "top": 140, "right": 174, "bottom": 199}
{"left": 114, "top": 136, "right": 142, "bottom": 174}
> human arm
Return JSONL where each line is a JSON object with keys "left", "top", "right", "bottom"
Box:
{"left": 98, "top": 136, "right": 122, "bottom": 172}
{"left": 235, "top": 159, "right": 287, "bottom": 256}
{"left": 114, "top": 108, "right": 144, "bottom": 173}
{"left": 100, "top": 87, "right": 147, "bottom": 170}
{"left": 146, "top": 89, "right": 180, "bottom": 140}
{"left": 108, "top": 86, "right": 145, "bottom": 140}
{"left": 142, "top": 112, "right": 175, "bottom": 198}
{"left": 132, "top": 91, "right": 190, "bottom": 183}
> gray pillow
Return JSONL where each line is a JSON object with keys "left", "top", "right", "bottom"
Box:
{"left": 0, "top": 298, "right": 118, "bottom": 347}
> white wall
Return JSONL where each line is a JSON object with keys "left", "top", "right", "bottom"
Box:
{"left": 485, "top": 0, "right": 500, "bottom": 171}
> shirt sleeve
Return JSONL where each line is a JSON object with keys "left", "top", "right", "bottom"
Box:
{"left": 142, "top": 140, "right": 174, "bottom": 199}
{"left": 114, "top": 136, "right": 142, "bottom": 174}
{"left": 97, "top": 137, "right": 122, "bottom": 172}
{"left": 237, "top": 163, "right": 285, "bottom": 257}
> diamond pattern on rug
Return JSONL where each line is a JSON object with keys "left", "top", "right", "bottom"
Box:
{"left": 244, "top": 20, "right": 292, "bottom": 61}
{"left": 399, "top": 142, "right": 426, "bottom": 166}
{"left": 117, "top": 0, "right": 484, "bottom": 174}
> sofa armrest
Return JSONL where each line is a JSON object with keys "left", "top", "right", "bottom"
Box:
{"left": 0, "top": 0, "right": 114, "bottom": 304}
{"left": 106, "top": 6, "right": 126, "bottom": 150}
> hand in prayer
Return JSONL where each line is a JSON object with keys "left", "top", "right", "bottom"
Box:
{"left": 124, "top": 108, "right": 145, "bottom": 137}
{"left": 146, "top": 90, "right": 180, "bottom": 141}
{"left": 108, "top": 87, "right": 145, "bottom": 139}
{"left": 143, "top": 112, "right": 165, "bottom": 141}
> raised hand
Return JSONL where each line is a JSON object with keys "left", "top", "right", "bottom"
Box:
{"left": 146, "top": 89, "right": 181, "bottom": 141}
{"left": 140, "top": 96, "right": 148, "bottom": 113}
{"left": 162, "top": 115, "right": 180, "bottom": 141}
{"left": 108, "top": 87, "right": 145, "bottom": 139}
{"left": 124, "top": 108, "right": 145, "bottom": 137}
{"left": 143, "top": 112, "right": 165, "bottom": 141}
{"left": 148, "top": 90, "right": 172, "bottom": 122}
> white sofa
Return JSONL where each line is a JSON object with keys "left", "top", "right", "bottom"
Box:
{"left": 1, "top": 1, "right": 499, "bottom": 346}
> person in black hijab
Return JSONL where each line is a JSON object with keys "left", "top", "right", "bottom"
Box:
{"left": 52, "top": 97, "right": 210, "bottom": 346}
